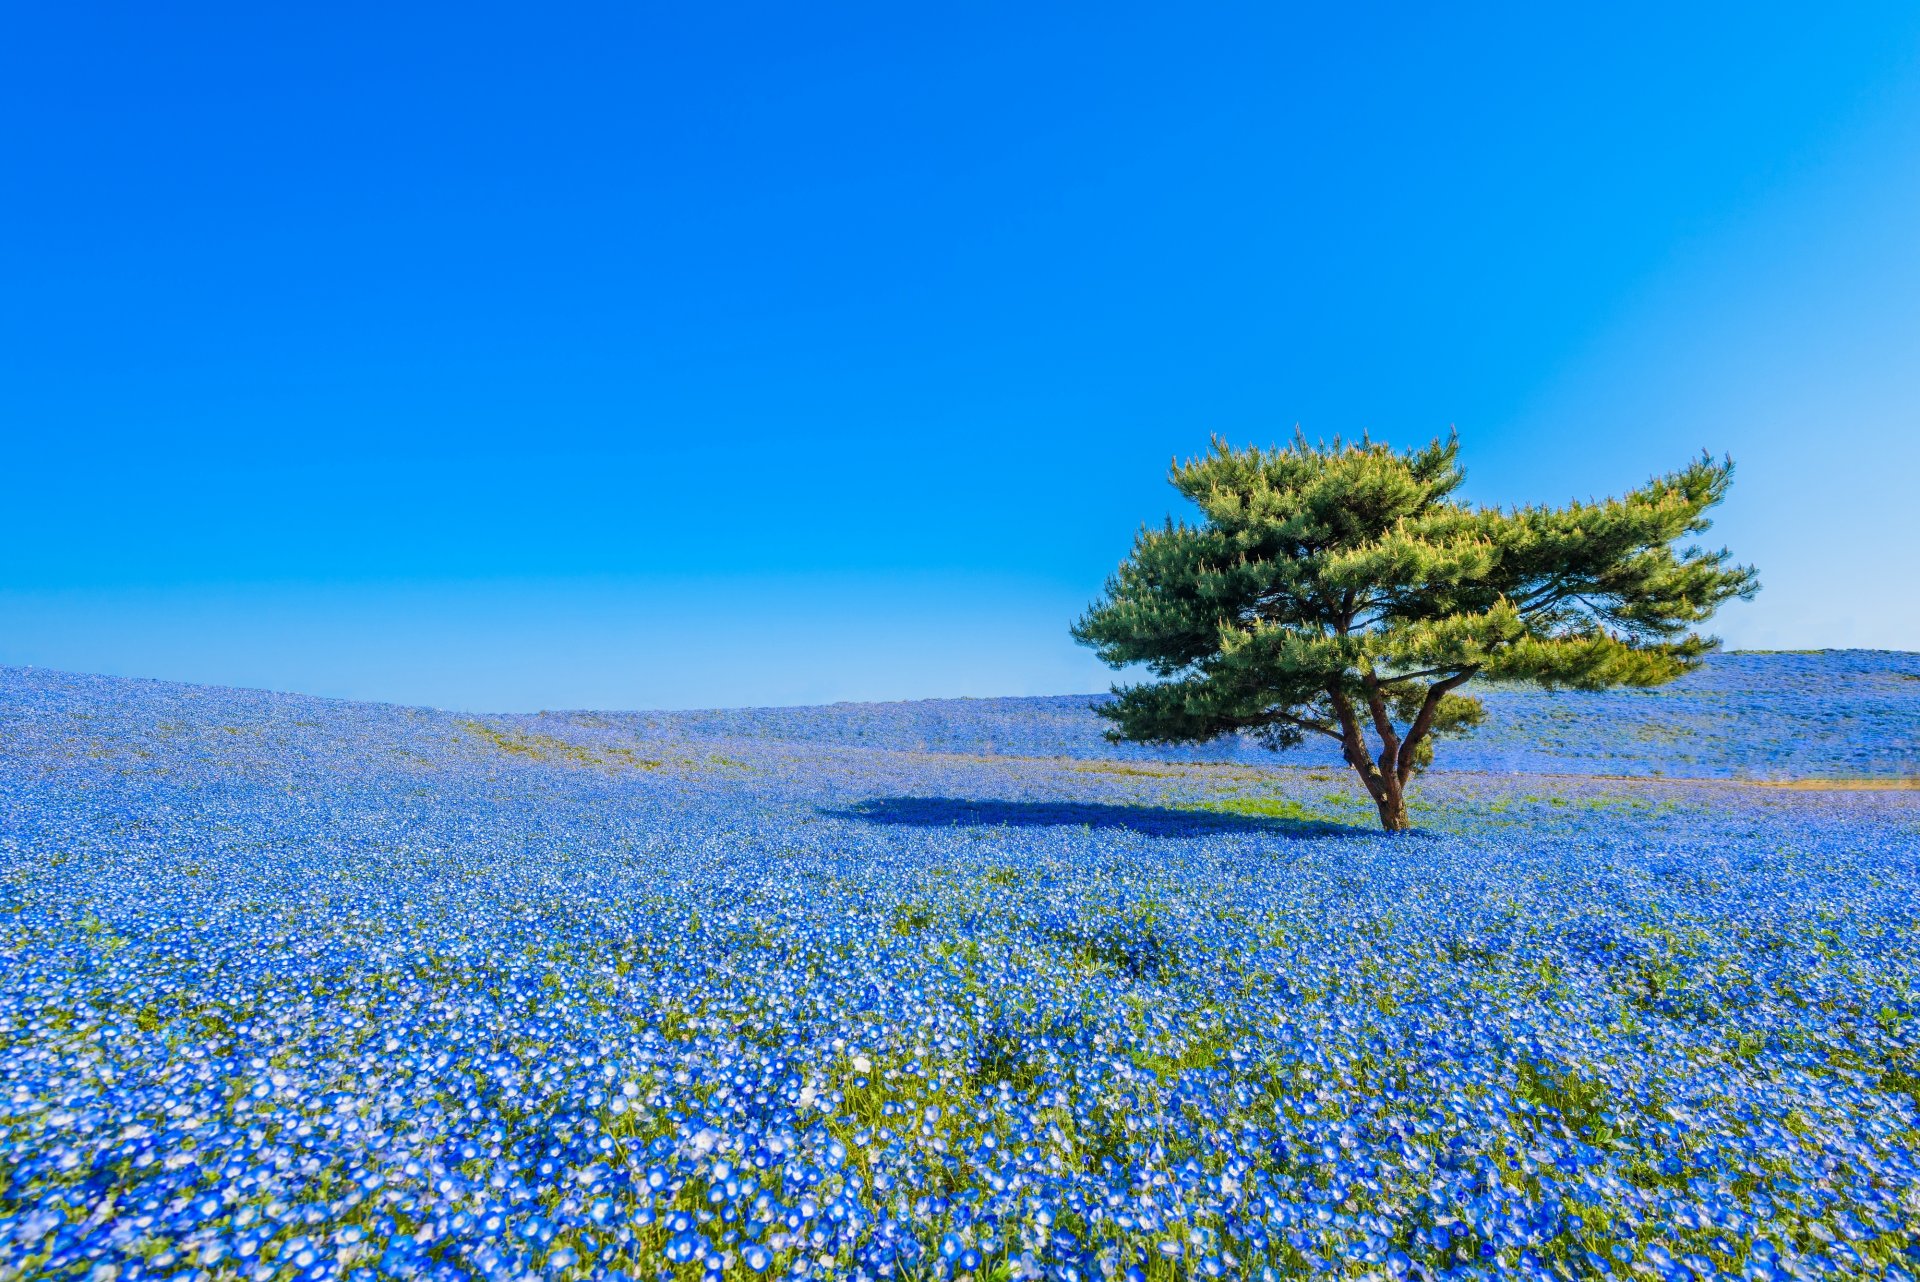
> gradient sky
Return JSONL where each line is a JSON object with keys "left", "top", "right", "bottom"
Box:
{"left": 4, "top": 3, "right": 1918, "bottom": 710}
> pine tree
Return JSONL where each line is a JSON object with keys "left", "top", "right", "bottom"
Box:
{"left": 1072, "top": 434, "right": 1758, "bottom": 832}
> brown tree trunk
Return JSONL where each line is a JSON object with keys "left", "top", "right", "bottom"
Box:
{"left": 1329, "top": 686, "right": 1415, "bottom": 833}
{"left": 1350, "top": 762, "right": 1413, "bottom": 832}
{"left": 1374, "top": 784, "right": 1411, "bottom": 832}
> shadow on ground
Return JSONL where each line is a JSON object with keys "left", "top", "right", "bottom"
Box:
{"left": 827, "top": 796, "right": 1370, "bottom": 839}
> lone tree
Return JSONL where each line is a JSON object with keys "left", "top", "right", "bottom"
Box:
{"left": 1073, "top": 434, "right": 1757, "bottom": 832}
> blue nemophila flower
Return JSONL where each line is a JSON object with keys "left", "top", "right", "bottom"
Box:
{"left": 0, "top": 656, "right": 1916, "bottom": 1280}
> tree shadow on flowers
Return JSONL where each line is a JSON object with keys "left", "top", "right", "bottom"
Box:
{"left": 828, "top": 796, "right": 1370, "bottom": 839}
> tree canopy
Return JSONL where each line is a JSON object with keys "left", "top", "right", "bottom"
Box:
{"left": 1072, "top": 435, "right": 1758, "bottom": 831}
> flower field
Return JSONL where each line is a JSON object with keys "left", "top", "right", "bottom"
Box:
{"left": 1, "top": 655, "right": 1917, "bottom": 1281}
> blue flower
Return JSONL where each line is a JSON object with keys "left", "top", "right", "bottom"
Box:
{"left": 1, "top": 653, "right": 1913, "bottom": 1282}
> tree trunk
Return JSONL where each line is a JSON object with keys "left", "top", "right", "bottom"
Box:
{"left": 1373, "top": 787, "right": 1412, "bottom": 832}
{"left": 1330, "top": 686, "right": 1416, "bottom": 833}
{"left": 1344, "top": 753, "right": 1413, "bottom": 832}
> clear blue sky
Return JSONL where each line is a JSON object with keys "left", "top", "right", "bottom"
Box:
{"left": 4, "top": 3, "right": 1917, "bottom": 710}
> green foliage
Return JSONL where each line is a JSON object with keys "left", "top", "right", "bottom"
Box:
{"left": 1073, "top": 433, "right": 1756, "bottom": 829}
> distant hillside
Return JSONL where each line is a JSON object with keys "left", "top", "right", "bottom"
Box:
{"left": 2, "top": 650, "right": 1915, "bottom": 782}
{"left": 615, "top": 650, "right": 1920, "bottom": 780}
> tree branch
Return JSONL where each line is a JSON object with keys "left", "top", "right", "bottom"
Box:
{"left": 1326, "top": 688, "right": 1381, "bottom": 801}
{"left": 1359, "top": 668, "right": 1401, "bottom": 780}
{"left": 1395, "top": 667, "right": 1479, "bottom": 785}
{"left": 1269, "top": 711, "right": 1345, "bottom": 742}
{"left": 1376, "top": 665, "right": 1469, "bottom": 686}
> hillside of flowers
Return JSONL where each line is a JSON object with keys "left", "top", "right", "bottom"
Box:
{"left": 630, "top": 652, "right": 1920, "bottom": 781}
{"left": 1, "top": 655, "right": 1917, "bottom": 1281}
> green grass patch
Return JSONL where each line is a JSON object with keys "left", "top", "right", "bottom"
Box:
{"left": 458, "top": 721, "right": 664, "bottom": 772}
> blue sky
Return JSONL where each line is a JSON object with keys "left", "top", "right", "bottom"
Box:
{"left": 4, "top": 3, "right": 1917, "bottom": 710}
